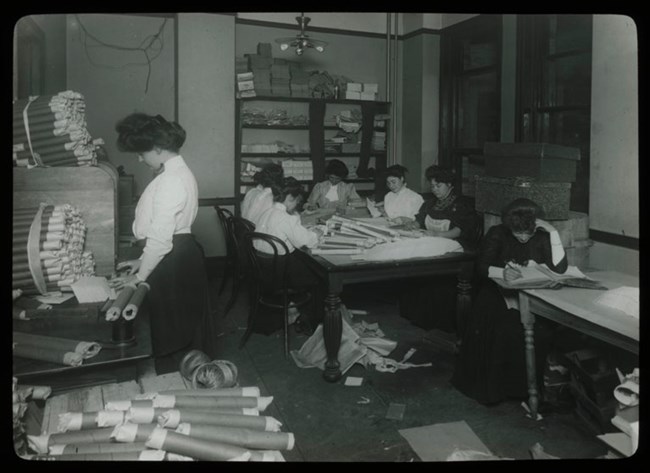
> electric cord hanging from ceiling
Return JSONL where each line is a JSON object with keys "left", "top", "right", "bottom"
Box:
{"left": 74, "top": 14, "right": 168, "bottom": 94}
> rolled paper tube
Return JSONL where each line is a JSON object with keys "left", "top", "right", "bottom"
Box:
{"left": 57, "top": 411, "right": 124, "bottom": 432}
{"left": 146, "top": 427, "right": 270, "bottom": 462}
{"left": 12, "top": 343, "right": 83, "bottom": 366}
{"left": 158, "top": 410, "right": 282, "bottom": 432}
{"left": 124, "top": 407, "right": 170, "bottom": 424}
{"left": 165, "top": 452, "right": 196, "bottom": 461}
{"left": 14, "top": 386, "right": 34, "bottom": 403}
{"left": 111, "top": 422, "right": 157, "bottom": 443}
{"left": 105, "top": 286, "right": 135, "bottom": 321}
{"left": 176, "top": 423, "right": 295, "bottom": 451}
{"left": 20, "top": 385, "right": 52, "bottom": 400}
{"left": 27, "top": 428, "right": 116, "bottom": 454}
{"left": 12, "top": 306, "right": 26, "bottom": 320}
{"left": 105, "top": 399, "right": 157, "bottom": 411}
{"left": 160, "top": 395, "right": 273, "bottom": 412}
{"left": 41, "top": 240, "right": 63, "bottom": 251}
{"left": 122, "top": 283, "right": 150, "bottom": 320}
{"left": 49, "top": 442, "right": 149, "bottom": 455}
{"left": 157, "top": 386, "right": 261, "bottom": 398}
{"left": 13, "top": 332, "right": 102, "bottom": 359}
{"left": 13, "top": 223, "right": 67, "bottom": 236}
{"left": 28, "top": 451, "right": 166, "bottom": 461}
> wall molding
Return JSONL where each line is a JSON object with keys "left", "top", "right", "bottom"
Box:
{"left": 401, "top": 28, "right": 441, "bottom": 41}
{"left": 589, "top": 229, "right": 639, "bottom": 250}
{"left": 235, "top": 17, "right": 390, "bottom": 40}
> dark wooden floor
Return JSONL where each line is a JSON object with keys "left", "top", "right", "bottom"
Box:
{"left": 207, "top": 276, "right": 613, "bottom": 461}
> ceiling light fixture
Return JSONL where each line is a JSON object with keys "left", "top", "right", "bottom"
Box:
{"left": 275, "top": 13, "right": 327, "bottom": 56}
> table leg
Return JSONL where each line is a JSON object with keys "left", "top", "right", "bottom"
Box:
{"left": 322, "top": 291, "right": 343, "bottom": 383}
{"left": 519, "top": 292, "right": 539, "bottom": 420}
{"left": 455, "top": 262, "right": 473, "bottom": 337}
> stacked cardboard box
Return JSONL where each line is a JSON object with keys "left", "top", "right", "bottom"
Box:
{"left": 282, "top": 159, "right": 313, "bottom": 181}
{"left": 246, "top": 54, "right": 273, "bottom": 96}
{"left": 271, "top": 63, "right": 291, "bottom": 97}
{"left": 237, "top": 72, "right": 256, "bottom": 98}
{"left": 345, "top": 82, "right": 378, "bottom": 101}
{"left": 290, "top": 69, "right": 311, "bottom": 97}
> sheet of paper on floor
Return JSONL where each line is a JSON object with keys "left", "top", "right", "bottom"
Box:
{"left": 398, "top": 420, "right": 494, "bottom": 462}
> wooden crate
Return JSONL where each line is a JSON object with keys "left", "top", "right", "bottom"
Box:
{"left": 484, "top": 142, "right": 580, "bottom": 182}
{"left": 13, "top": 163, "right": 118, "bottom": 276}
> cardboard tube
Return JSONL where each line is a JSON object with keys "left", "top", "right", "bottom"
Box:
{"left": 106, "top": 286, "right": 135, "bottom": 321}
{"left": 158, "top": 409, "right": 282, "bottom": 432}
{"left": 13, "top": 332, "right": 101, "bottom": 359}
{"left": 157, "top": 386, "right": 261, "bottom": 398}
{"left": 27, "top": 428, "right": 115, "bottom": 454}
{"left": 145, "top": 427, "right": 272, "bottom": 462}
{"left": 177, "top": 422, "right": 295, "bottom": 451}
{"left": 49, "top": 441, "right": 149, "bottom": 455}
{"left": 111, "top": 423, "right": 157, "bottom": 443}
{"left": 29, "top": 451, "right": 166, "bottom": 461}
{"left": 13, "top": 343, "right": 82, "bottom": 367}
{"left": 170, "top": 395, "right": 273, "bottom": 412}
{"left": 122, "top": 283, "right": 150, "bottom": 320}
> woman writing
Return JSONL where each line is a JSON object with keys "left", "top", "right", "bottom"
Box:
{"left": 241, "top": 162, "right": 284, "bottom": 226}
{"left": 255, "top": 177, "right": 325, "bottom": 332}
{"left": 375, "top": 164, "right": 423, "bottom": 224}
{"left": 451, "top": 198, "right": 567, "bottom": 406}
{"left": 399, "top": 166, "right": 479, "bottom": 332}
{"left": 304, "top": 159, "right": 364, "bottom": 213}
{"left": 111, "top": 113, "right": 217, "bottom": 374}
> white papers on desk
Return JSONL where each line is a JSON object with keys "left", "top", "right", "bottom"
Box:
{"left": 366, "top": 198, "right": 382, "bottom": 218}
{"left": 71, "top": 276, "right": 116, "bottom": 303}
{"left": 595, "top": 286, "right": 639, "bottom": 318}
{"left": 351, "top": 236, "right": 462, "bottom": 261}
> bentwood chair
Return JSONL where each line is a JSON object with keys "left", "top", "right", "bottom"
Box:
{"left": 239, "top": 232, "right": 313, "bottom": 358}
{"left": 214, "top": 206, "right": 238, "bottom": 315}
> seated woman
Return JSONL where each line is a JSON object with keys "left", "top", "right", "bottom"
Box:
{"left": 304, "top": 159, "right": 364, "bottom": 212}
{"left": 376, "top": 164, "right": 424, "bottom": 224}
{"left": 451, "top": 198, "right": 568, "bottom": 406}
{"left": 241, "top": 163, "right": 284, "bottom": 226}
{"left": 399, "top": 166, "right": 478, "bottom": 332}
{"left": 254, "top": 177, "right": 325, "bottom": 331}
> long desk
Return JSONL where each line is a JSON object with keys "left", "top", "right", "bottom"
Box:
{"left": 295, "top": 249, "right": 476, "bottom": 382}
{"left": 517, "top": 270, "right": 639, "bottom": 420}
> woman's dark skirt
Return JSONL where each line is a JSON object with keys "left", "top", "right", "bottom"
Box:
{"left": 143, "top": 234, "right": 219, "bottom": 374}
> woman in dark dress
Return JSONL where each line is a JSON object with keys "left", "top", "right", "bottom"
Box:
{"left": 398, "top": 166, "right": 479, "bottom": 332}
{"left": 451, "top": 198, "right": 568, "bottom": 405}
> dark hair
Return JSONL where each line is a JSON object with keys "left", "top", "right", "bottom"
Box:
{"left": 501, "top": 198, "right": 544, "bottom": 233}
{"left": 116, "top": 113, "right": 186, "bottom": 154}
{"left": 425, "top": 165, "right": 455, "bottom": 186}
{"left": 325, "top": 159, "right": 349, "bottom": 179}
{"left": 254, "top": 163, "right": 284, "bottom": 187}
{"left": 384, "top": 164, "right": 408, "bottom": 180}
{"left": 272, "top": 176, "right": 304, "bottom": 202}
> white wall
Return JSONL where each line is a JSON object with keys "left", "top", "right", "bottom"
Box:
{"left": 589, "top": 14, "right": 639, "bottom": 276}
{"left": 66, "top": 13, "right": 176, "bottom": 198}
{"left": 177, "top": 13, "right": 235, "bottom": 258}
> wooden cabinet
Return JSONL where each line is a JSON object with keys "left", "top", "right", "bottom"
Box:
{"left": 235, "top": 96, "right": 390, "bottom": 214}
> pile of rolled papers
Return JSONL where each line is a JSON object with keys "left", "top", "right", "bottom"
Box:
{"left": 311, "top": 214, "right": 403, "bottom": 255}
{"left": 13, "top": 204, "right": 95, "bottom": 295}
{"left": 25, "top": 386, "right": 294, "bottom": 461}
{"left": 13, "top": 332, "right": 102, "bottom": 367}
{"left": 13, "top": 90, "right": 100, "bottom": 167}
{"left": 13, "top": 378, "right": 52, "bottom": 456}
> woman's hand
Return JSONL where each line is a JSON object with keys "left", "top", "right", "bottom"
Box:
{"left": 402, "top": 220, "right": 421, "bottom": 231}
{"left": 303, "top": 203, "right": 317, "bottom": 212}
{"left": 109, "top": 273, "right": 141, "bottom": 291}
{"left": 503, "top": 262, "right": 523, "bottom": 281}
{"left": 535, "top": 218, "right": 557, "bottom": 233}
{"left": 116, "top": 259, "right": 142, "bottom": 275}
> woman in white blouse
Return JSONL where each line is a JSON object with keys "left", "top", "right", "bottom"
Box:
{"left": 111, "top": 113, "right": 216, "bottom": 374}
{"left": 377, "top": 165, "right": 424, "bottom": 224}
{"left": 241, "top": 163, "right": 283, "bottom": 226}
{"left": 255, "top": 177, "right": 325, "bottom": 331}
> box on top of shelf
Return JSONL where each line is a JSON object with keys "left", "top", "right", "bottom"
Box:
{"left": 474, "top": 175, "right": 572, "bottom": 220}
{"left": 345, "top": 91, "right": 361, "bottom": 100}
{"left": 484, "top": 142, "right": 580, "bottom": 182}
{"left": 363, "top": 83, "right": 379, "bottom": 93}
{"left": 346, "top": 82, "right": 363, "bottom": 92}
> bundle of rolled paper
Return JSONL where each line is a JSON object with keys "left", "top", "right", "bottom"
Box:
{"left": 13, "top": 378, "right": 52, "bottom": 456}
{"left": 13, "top": 204, "right": 95, "bottom": 295}
{"left": 13, "top": 332, "right": 102, "bottom": 366}
{"left": 25, "top": 386, "right": 293, "bottom": 461}
{"left": 13, "top": 91, "right": 100, "bottom": 167}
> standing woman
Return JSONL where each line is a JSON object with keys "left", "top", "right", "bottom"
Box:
{"left": 451, "top": 198, "right": 567, "bottom": 405}
{"left": 377, "top": 164, "right": 424, "bottom": 224}
{"left": 112, "top": 113, "right": 217, "bottom": 374}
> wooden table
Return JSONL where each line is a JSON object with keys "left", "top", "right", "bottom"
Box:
{"left": 295, "top": 249, "right": 476, "bottom": 382}
{"left": 13, "top": 301, "right": 152, "bottom": 391}
{"left": 517, "top": 270, "right": 639, "bottom": 420}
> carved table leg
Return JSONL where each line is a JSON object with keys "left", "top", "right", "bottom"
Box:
{"left": 322, "top": 291, "right": 342, "bottom": 382}
{"left": 456, "top": 265, "right": 473, "bottom": 339}
{"left": 519, "top": 292, "right": 539, "bottom": 420}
